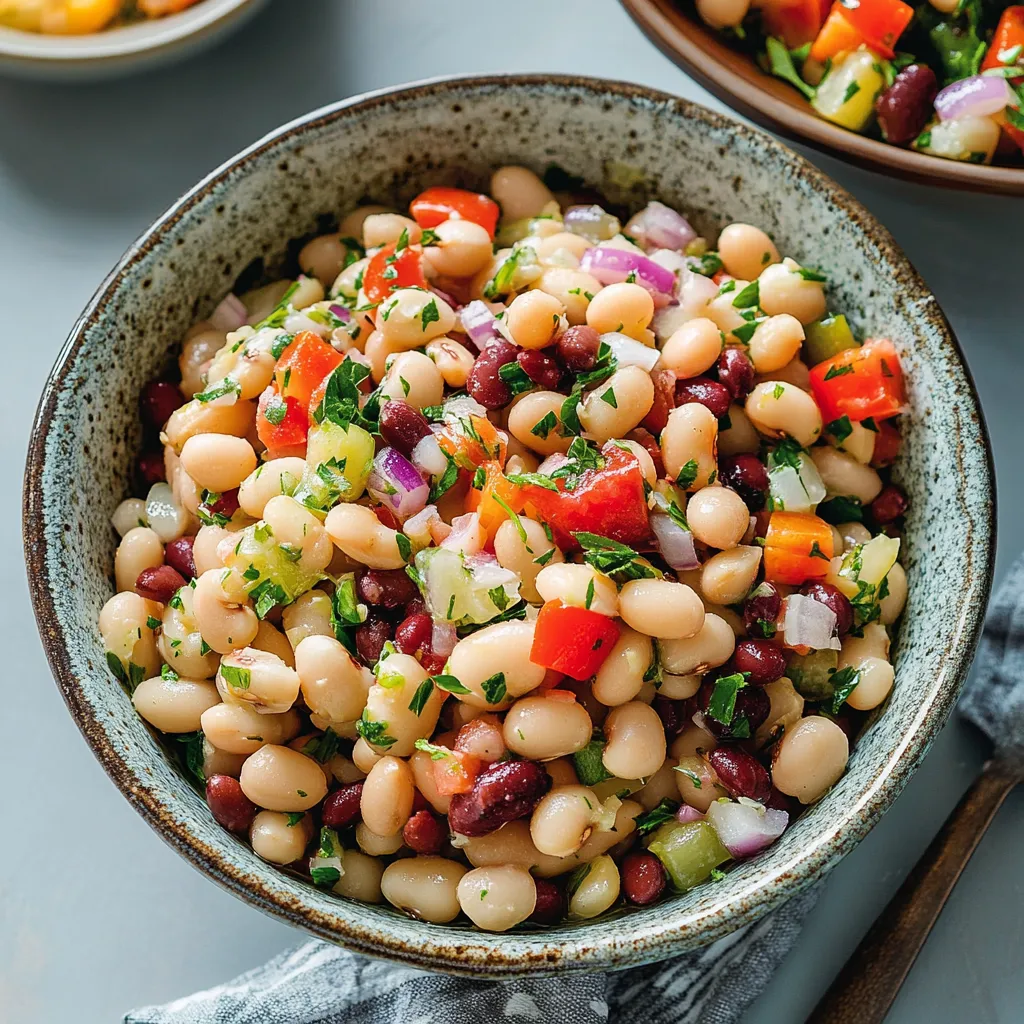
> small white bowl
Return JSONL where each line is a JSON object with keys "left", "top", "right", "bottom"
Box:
{"left": 0, "top": 0, "right": 266, "bottom": 79}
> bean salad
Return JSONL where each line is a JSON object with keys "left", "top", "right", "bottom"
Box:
{"left": 100, "top": 166, "right": 910, "bottom": 930}
{"left": 692, "top": 0, "right": 1024, "bottom": 166}
{"left": 0, "top": 0, "right": 205, "bottom": 34}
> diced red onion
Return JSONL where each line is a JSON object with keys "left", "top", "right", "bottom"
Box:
{"left": 602, "top": 332, "right": 660, "bottom": 372}
{"left": 403, "top": 505, "right": 441, "bottom": 547}
{"left": 328, "top": 303, "right": 353, "bottom": 324}
{"left": 935, "top": 75, "right": 1011, "bottom": 121}
{"left": 210, "top": 293, "right": 248, "bottom": 332}
{"left": 459, "top": 300, "right": 503, "bottom": 351}
{"left": 442, "top": 512, "right": 485, "bottom": 555}
{"left": 650, "top": 512, "right": 700, "bottom": 571}
{"left": 676, "top": 803, "right": 704, "bottom": 824}
{"left": 411, "top": 433, "right": 449, "bottom": 477}
{"left": 706, "top": 799, "right": 788, "bottom": 859}
{"left": 579, "top": 247, "right": 677, "bottom": 307}
{"left": 431, "top": 619, "right": 458, "bottom": 659}
{"left": 624, "top": 201, "right": 697, "bottom": 253}
{"left": 563, "top": 204, "right": 621, "bottom": 243}
{"left": 782, "top": 593, "right": 840, "bottom": 651}
{"left": 367, "top": 447, "right": 429, "bottom": 519}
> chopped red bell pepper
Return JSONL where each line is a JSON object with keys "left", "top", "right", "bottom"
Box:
{"left": 761, "top": 0, "right": 831, "bottom": 49}
{"left": 363, "top": 241, "right": 428, "bottom": 304}
{"left": 816, "top": 0, "right": 912, "bottom": 60}
{"left": 430, "top": 746, "right": 481, "bottom": 796}
{"left": 809, "top": 339, "right": 905, "bottom": 424}
{"left": 518, "top": 442, "right": 650, "bottom": 546}
{"left": 530, "top": 600, "right": 621, "bottom": 681}
{"left": 809, "top": 5, "right": 865, "bottom": 62}
{"left": 274, "top": 331, "right": 342, "bottom": 411}
{"left": 763, "top": 512, "right": 834, "bottom": 585}
{"left": 982, "top": 7, "right": 1024, "bottom": 76}
{"left": 409, "top": 186, "right": 500, "bottom": 239}
{"left": 256, "top": 388, "right": 308, "bottom": 453}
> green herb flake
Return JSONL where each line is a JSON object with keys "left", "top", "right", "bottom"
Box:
{"left": 765, "top": 35, "right": 817, "bottom": 100}
{"left": 408, "top": 678, "right": 436, "bottom": 715}
{"left": 676, "top": 459, "right": 699, "bottom": 489}
{"left": 530, "top": 411, "right": 558, "bottom": 439}
{"left": 772, "top": 383, "right": 785, "bottom": 400}
{"left": 431, "top": 674, "right": 472, "bottom": 695}
{"left": 829, "top": 666, "right": 860, "bottom": 714}
{"left": 731, "top": 280, "right": 760, "bottom": 308}
{"left": 823, "top": 363, "right": 855, "bottom": 381}
{"left": 584, "top": 577, "right": 596, "bottom": 610}
{"left": 600, "top": 387, "right": 618, "bottom": 408}
{"left": 301, "top": 728, "right": 341, "bottom": 764}
{"left": 706, "top": 672, "right": 749, "bottom": 726}
{"left": 395, "top": 533, "right": 412, "bottom": 563}
{"left": 355, "top": 711, "right": 397, "bottom": 749}
{"left": 826, "top": 415, "right": 853, "bottom": 444}
{"left": 842, "top": 81, "right": 861, "bottom": 104}
{"left": 481, "top": 672, "right": 507, "bottom": 704}
{"left": 634, "top": 798, "right": 681, "bottom": 835}
{"left": 220, "top": 662, "right": 251, "bottom": 690}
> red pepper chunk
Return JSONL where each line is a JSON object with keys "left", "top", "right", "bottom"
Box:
{"left": 530, "top": 600, "right": 620, "bottom": 681}
{"left": 274, "top": 331, "right": 342, "bottom": 410}
{"left": 256, "top": 388, "right": 308, "bottom": 452}
{"left": 363, "top": 242, "right": 428, "bottom": 304}
{"left": 760, "top": 0, "right": 831, "bottom": 49}
{"left": 809, "top": 339, "right": 905, "bottom": 424}
{"left": 519, "top": 443, "right": 650, "bottom": 546}
{"left": 410, "top": 186, "right": 500, "bottom": 239}
{"left": 830, "top": 0, "right": 913, "bottom": 59}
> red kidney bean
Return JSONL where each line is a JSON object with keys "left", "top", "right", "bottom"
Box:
{"left": 765, "top": 786, "right": 796, "bottom": 814}
{"left": 135, "top": 564, "right": 187, "bottom": 604}
{"left": 530, "top": 879, "right": 566, "bottom": 924}
{"left": 164, "top": 535, "right": 196, "bottom": 580}
{"left": 708, "top": 747, "right": 772, "bottom": 803}
{"left": 357, "top": 569, "right": 417, "bottom": 609}
{"left": 641, "top": 368, "right": 677, "bottom": 434}
{"left": 716, "top": 347, "right": 755, "bottom": 400}
{"left": 732, "top": 639, "right": 787, "bottom": 686}
{"left": 718, "top": 453, "right": 769, "bottom": 511}
{"left": 800, "top": 581, "right": 854, "bottom": 637}
{"left": 466, "top": 340, "right": 518, "bottom": 409}
{"left": 141, "top": 379, "right": 185, "bottom": 430}
{"left": 698, "top": 678, "right": 770, "bottom": 739}
{"left": 404, "top": 596, "right": 427, "bottom": 619}
{"left": 447, "top": 758, "right": 552, "bottom": 837}
{"left": 355, "top": 616, "right": 393, "bottom": 666}
{"left": 870, "top": 484, "right": 908, "bottom": 525}
{"left": 675, "top": 377, "right": 732, "bottom": 419}
{"left": 412, "top": 788, "right": 429, "bottom": 813}
{"left": 653, "top": 696, "right": 688, "bottom": 738}
{"left": 137, "top": 450, "right": 166, "bottom": 486}
{"left": 556, "top": 324, "right": 600, "bottom": 371}
{"left": 743, "top": 582, "right": 782, "bottom": 639}
{"left": 395, "top": 612, "right": 433, "bottom": 656}
{"left": 199, "top": 488, "right": 240, "bottom": 521}
{"left": 322, "top": 782, "right": 364, "bottom": 829}
{"left": 206, "top": 774, "right": 257, "bottom": 833}
{"left": 625, "top": 427, "right": 664, "bottom": 479}
{"left": 622, "top": 851, "right": 667, "bottom": 906}
{"left": 379, "top": 401, "right": 433, "bottom": 456}
{"left": 402, "top": 810, "right": 446, "bottom": 854}
{"left": 517, "top": 349, "right": 562, "bottom": 390}
{"left": 876, "top": 65, "right": 938, "bottom": 145}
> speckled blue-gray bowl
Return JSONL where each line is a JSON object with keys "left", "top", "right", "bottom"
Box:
{"left": 23, "top": 74, "right": 994, "bottom": 977}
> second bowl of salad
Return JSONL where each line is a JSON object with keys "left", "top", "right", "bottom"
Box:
{"left": 623, "top": 0, "right": 1024, "bottom": 193}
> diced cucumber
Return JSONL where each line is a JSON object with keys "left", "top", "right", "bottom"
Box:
{"left": 804, "top": 314, "right": 858, "bottom": 366}
{"left": 414, "top": 547, "right": 521, "bottom": 625}
{"left": 646, "top": 821, "right": 731, "bottom": 892}
{"left": 787, "top": 648, "right": 839, "bottom": 701}
{"left": 292, "top": 420, "right": 375, "bottom": 514}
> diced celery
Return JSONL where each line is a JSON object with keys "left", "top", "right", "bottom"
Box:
{"left": 768, "top": 451, "right": 826, "bottom": 513}
{"left": 804, "top": 313, "right": 859, "bottom": 366}
{"left": 222, "top": 519, "right": 325, "bottom": 611}
{"left": 832, "top": 534, "right": 900, "bottom": 625}
{"left": 413, "top": 547, "right": 521, "bottom": 626}
{"left": 811, "top": 50, "right": 885, "bottom": 132}
{"left": 647, "top": 821, "right": 731, "bottom": 892}
{"left": 292, "top": 420, "right": 374, "bottom": 514}
{"left": 787, "top": 648, "right": 839, "bottom": 701}
{"left": 913, "top": 116, "right": 1000, "bottom": 165}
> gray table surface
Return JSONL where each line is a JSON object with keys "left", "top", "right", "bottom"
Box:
{"left": 2, "top": 1, "right": 1020, "bottom": 1020}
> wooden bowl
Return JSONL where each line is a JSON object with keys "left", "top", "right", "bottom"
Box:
{"left": 621, "top": 0, "right": 1024, "bottom": 195}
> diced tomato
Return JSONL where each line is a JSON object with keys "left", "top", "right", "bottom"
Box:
{"left": 274, "top": 332, "right": 343, "bottom": 411}
{"left": 761, "top": 0, "right": 831, "bottom": 49}
{"left": 983, "top": 7, "right": 1024, "bottom": 75}
{"left": 809, "top": 339, "right": 906, "bottom": 424}
{"left": 518, "top": 442, "right": 650, "bottom": 546}
{"left": 642, "top": 369, "right": 677, "bottom": 435}
{"left": 362, "top": 242, "right": 428, "bottom": 304}
{"left": 307, "top": 355, "right": 372, "bottom": 423}
{"left": 431, "top": 747, "right": 481, "bottom": 796}
{"left": 763, "top": 511, "right": 834, "bottom": 585}
{"left": 436, "top": 414, "right": 507, "bottom": 470}
{"left": 809, "top": 5, "right": 865, "bottom": 63}
{"left": 409, "top": 186, "right": 500, "bottom": 239}
{"left": 256, "top": 388, "right": 308, "bottom": 452}
{"left": 816, "top": 0, "right": 912, "bottom": 60}
{"left": 870, "top": 420, "right": 902, "bottom": 468}
{"left": 530, "top": 600, "right": 621, "bottom": 681}
{"left": 711, "top": 269, "right": 733, "bottom": 287}
{"left": 465, "top": 462, "right": 525, "bottom": 540}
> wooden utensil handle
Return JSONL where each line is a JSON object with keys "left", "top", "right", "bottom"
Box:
{"left": 807, "top": 759, "right": 1019, "bottom": 1024}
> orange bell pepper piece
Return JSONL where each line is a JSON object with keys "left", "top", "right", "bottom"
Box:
{"left": 764, "top": 512, "right": 835, "bottom": 585}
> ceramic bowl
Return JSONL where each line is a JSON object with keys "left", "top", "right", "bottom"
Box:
{"left": 0, "top": 0, "right": 265, "bottom": 80}
{"left": 621, "top": 0, "right": 1024, "bottom": 196}
{"left": 24, "top": 74, "right": 994, "bottom": 976}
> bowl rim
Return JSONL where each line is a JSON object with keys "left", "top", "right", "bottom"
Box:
{"left": 23, "top": 72, "right": 996, "bottom": 975}
{"left": 0, "top": 0, "right": 257, "bottom": 63}
{"left": 621, "top": 0, "right": 1024, "bottom": 196}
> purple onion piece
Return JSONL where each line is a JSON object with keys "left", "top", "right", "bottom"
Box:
{"left": 210, "top": 293, "right": 248, "bottom": 332}
{"left": 650, "top": 512, "right": 700, "bottom": 571}
{"left": 459, "top": 300, "right": 503, "bottom": 351}
{"left": 328, "top": 303, "right": 353, "bottom": 324}
{"left": 935, "top": 74, "right": 1011, "bottom": 121}
{"left": 624, "top": 201, "right": 697, "bottom": 252}
{"left": 367, "top": 447, "right": 429, "bottom": 519}
{"left": 579, "top": 246, "right": 676, "bottom": 306}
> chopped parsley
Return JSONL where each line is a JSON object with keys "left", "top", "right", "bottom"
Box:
{"left": 676, "top": 459, "right": 699, "bottom": 489}
{"left": 301, "top": 728, "right": 341, "bottom": 763}
{"left": 731, "top": 280, "right": 760, "bottom": 309}
{"left": 430, "top": 674, "right": 472, "bottom": 695}
{"left": 420, "top": 298, "right": 440, "bottom": 332}
{"left": 600, "top": 387, "right": 618, "bottom": 408}
{"left": 634, "top": 798, "right": 681, "bottom": 835}
{"left": 706, "top": 672, "right": 749, "bottom": 726}
{"left": 574, "top": 532, "right": 661, "bottom": 583}
{"left": 829, "top": 665, "right": 861, "bottom": 713}
{"left": 530, "top": 411, "right": 558, "bottom": 439}
{"left": 220, "top": 663, "right": 251, "bottom": 690}
{"left": 826, "top": 415, "right": 853, "bottom": 444}
{"left": 480, "top": 672, "right": 507, "bottom": 704}
{"left": 355, "top": 711, "right": 397, "bottom": 749}
{"left": 194, "top": 378, "right": 241, "bottom": 404}
{"left": 498, "top": 360, "right": 536, "bottom": 397}
{"left": 824, "top": 363, "right": 855, "bottom": 381}
{"left": 408, "top": 678, "right": 436, "bottom": 715}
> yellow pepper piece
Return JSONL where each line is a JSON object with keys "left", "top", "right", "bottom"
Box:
{"left": 812, "top": 49, "right": 886, "bottom": 133}
{"left": 39, "top": 0, "right": 121, "bottom": 34}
